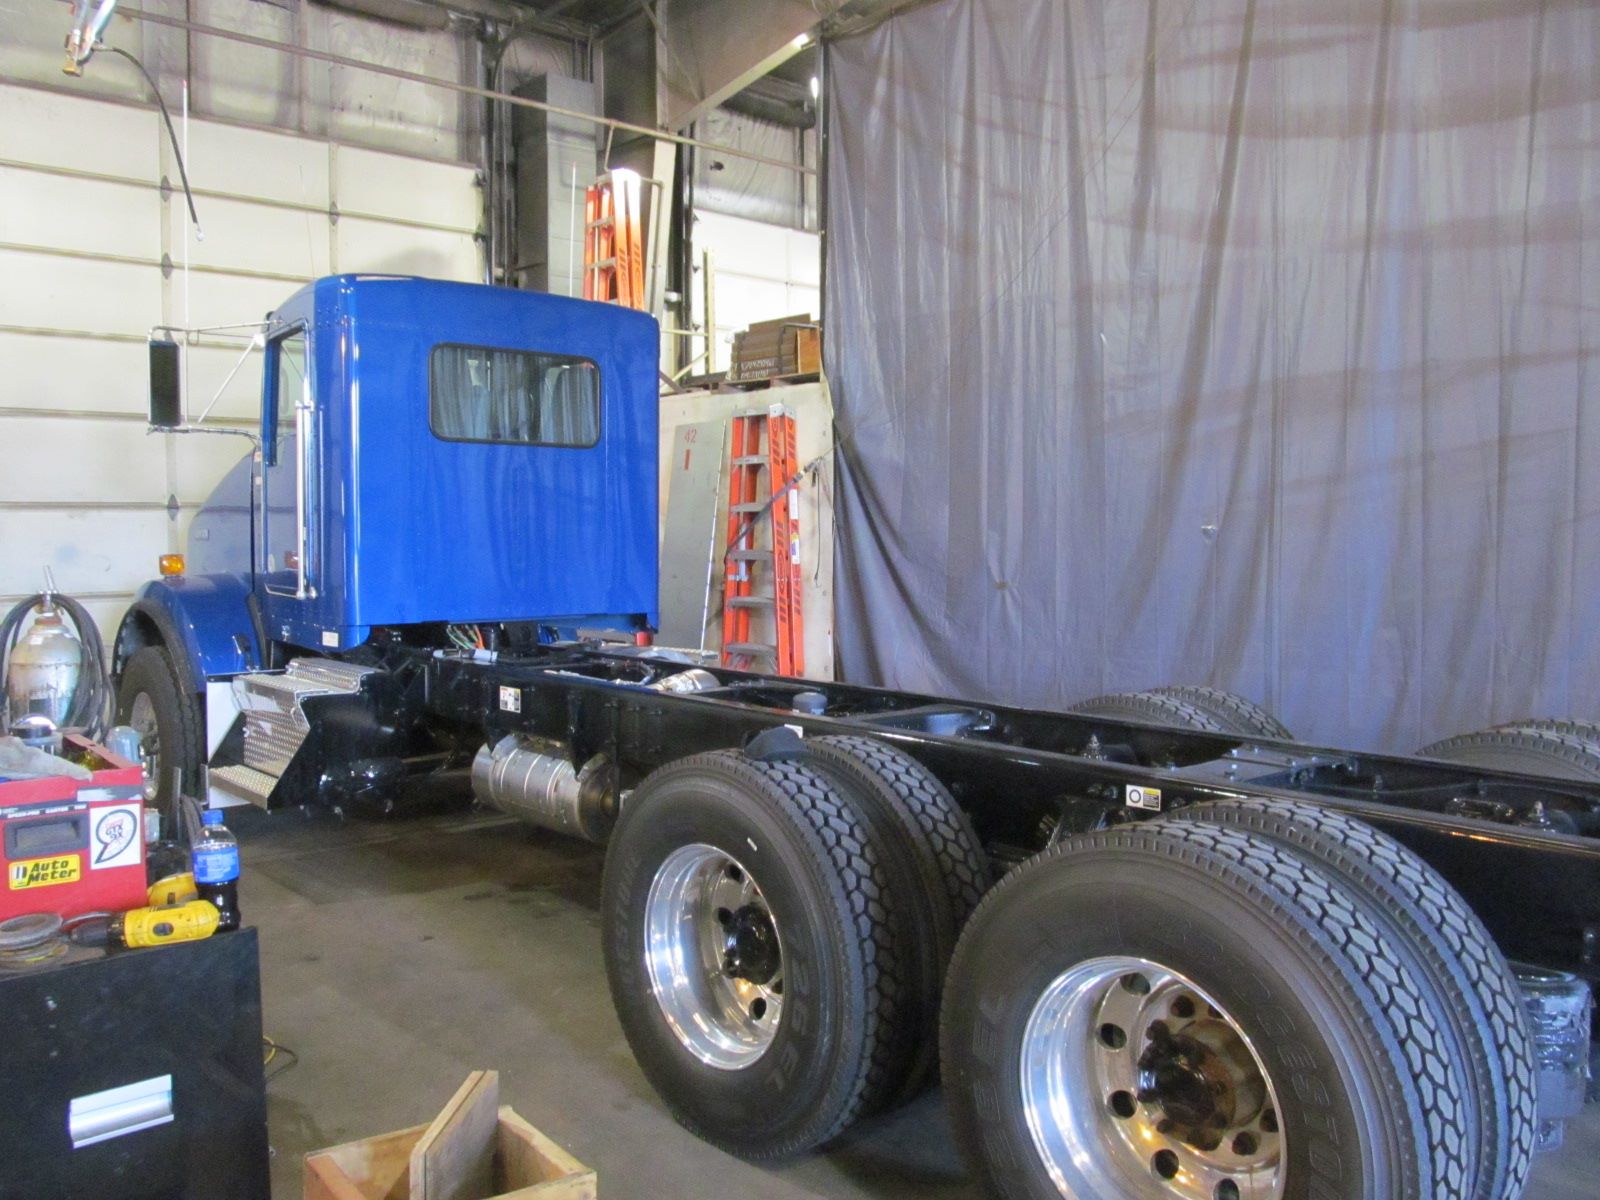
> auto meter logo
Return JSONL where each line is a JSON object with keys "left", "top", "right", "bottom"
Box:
{"left": 8, "top": 856, "right": 80, "bottom": 889}
{"left": 93, "top": 808, "right": 139, "bottom": 866}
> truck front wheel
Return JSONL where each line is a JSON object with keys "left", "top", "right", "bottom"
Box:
{"left": 942, "top": 824, "right": 1466, "bottom": 1200}
{"left": 115, "top": 646, "right": 203, "bottom": 835}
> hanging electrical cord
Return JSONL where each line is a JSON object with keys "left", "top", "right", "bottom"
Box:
{"left": 0, "top": 592, "right": 114, "bottom": 741}
{"left": 99, "top": 45, "right": 203, "bottom": 237}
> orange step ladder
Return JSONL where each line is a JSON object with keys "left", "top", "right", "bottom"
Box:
{"left": 582, "top": 170, "right": 644, "bottom": 309}
{"left": 721, "top": 404, "right": 805, "bottom": 676}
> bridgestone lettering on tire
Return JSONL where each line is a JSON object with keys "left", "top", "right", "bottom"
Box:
{"left": 941, "top": 823, "right": 1466, "bottom": 1200}
{"left": 1170, "top": 798, "right": 1536, "bottom": 1200}
{"left": 601, "top": 750, "right": 900, "bottom": 1158}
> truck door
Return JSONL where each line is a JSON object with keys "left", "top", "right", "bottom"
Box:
{"left": 259, "top": 325, "right": 318, "bottom": 603}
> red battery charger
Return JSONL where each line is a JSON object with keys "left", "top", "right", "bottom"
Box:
{"left": 0, "top": 736, "right": 148, "bottom": 922}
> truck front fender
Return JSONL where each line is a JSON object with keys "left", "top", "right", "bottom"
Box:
{"left": 114, "top": 574, "right": 263, "bottom": 693}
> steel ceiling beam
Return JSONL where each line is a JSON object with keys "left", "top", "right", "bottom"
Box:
{"left": 99, "top": 5, "right": 817, "bottom": 176}
{"left": 656, "top": 0, "right": 846, "bottom": 132}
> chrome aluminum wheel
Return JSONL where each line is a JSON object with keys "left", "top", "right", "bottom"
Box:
{"left": 1020, "top": 956, "right": 1285, "bottom": 1199}
{"left": 644, "top": 843, "right": 784, "bottom": 1070}
{"left": 127, "top": 691, "right": 161, "bottom": 802}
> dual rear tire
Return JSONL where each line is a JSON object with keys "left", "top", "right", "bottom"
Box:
{"left": 601, "top": 738, "right": 985, "bottom": 1157}
{"left": 940, "top": 809, "right": 1536, "bottom": 1200}
{"left": 603, "top": 741, "right": 1535, "bottom": 1200}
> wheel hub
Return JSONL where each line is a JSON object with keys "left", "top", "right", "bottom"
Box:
{"left": 644, "top": 844, "right": 784, "bottom": 1070}
{"left": 1136, "top": 1020, "right": 1266, "bottom": 1150}
{"left": 721, "top": 904, "right": 780, "bottom": 985}
{"left": 1019, "top": 956, "right": 1285, "bottom": 1199}
{"left": 126, "top": 692, "right": 162, "bottom": 802}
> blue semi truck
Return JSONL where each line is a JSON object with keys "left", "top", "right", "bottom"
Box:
{"left": 114, "top": 274, "right": 1597, "bottom": 1200}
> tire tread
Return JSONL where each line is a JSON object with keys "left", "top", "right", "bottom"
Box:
{"left": 943, "top": 822, "right": 1466, "bottom": 1199}
{"left": 1171, "top": 798, "right": 1536, "bottom": 1200}
{"left": 1417, "top": 728, "right": 1600, "bottom": 782}
{"left": 1066, "top": 691, "right": 1229, "bottom": 734}
{"left": 1151, "top": 685, "right": 1294, "bottom": 739}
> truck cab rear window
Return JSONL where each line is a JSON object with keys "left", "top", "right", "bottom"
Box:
{"left": 429, "top": 344, "right": 600, "bottom": 447}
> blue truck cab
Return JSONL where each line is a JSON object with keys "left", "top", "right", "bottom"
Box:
{"left": 113, "top": 275, "right": 659, "bottom": 809}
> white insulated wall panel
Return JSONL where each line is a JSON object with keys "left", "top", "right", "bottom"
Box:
{"left": 0, "top": 249, "right": 163, "bottom": 336}
{"left": 0, "top": 512, "right": 169, "bottom": 605}
{"left": 333, "top": 146, "right": 479, "bottom": 229}
{"left": 0, "top": 81, "right": 482, "bottom": 636}
{"left": 182, "top": 342, "right": 270, "bottom": 423}
{"left": 691, "top": 211, "right": 820, "bottom": 374}
{"left": 179, "top": 120, "right": 333, "bottom": 206}
{"left": 0, "top": 170, "right": 160, "bottom": 261}
{"left": 0, "top": 335, "right": 147, "bottom": 416}
{"left": 3, "top": 417, "right": 167, "bottom": 503}
{"left": 335, "top": 218, "right": 480, "bottom": 280}
{"left": 167, "top": 197, "right": 327, "bottom": 281}
{"left": 0, "top": 84, "right": 159, "bottom": 178}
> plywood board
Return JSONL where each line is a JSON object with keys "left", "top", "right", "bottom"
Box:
{"left": 410, "top": 1070, "right": 499, "bottom": 1200}
{"left": 493, "top": 1108, "right": 596, "bottom": 1200}
{"left": 304, "top": 1122, "right": 428, "bottom": 1200}
{"left": 658, "top": 419, "right": 726, "bottom": 650}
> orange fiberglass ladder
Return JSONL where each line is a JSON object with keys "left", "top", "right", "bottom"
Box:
{"left": 583, "top": 171, "right": 644, "bottom": 309}
{"left": 721, "top": 405, "right": 805, "bottom": 676}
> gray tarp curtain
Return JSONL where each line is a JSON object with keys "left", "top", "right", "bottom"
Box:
{"left": 823, "top": 0, "right": 1600, "bottom": 753}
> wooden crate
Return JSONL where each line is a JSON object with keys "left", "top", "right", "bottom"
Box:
{"left": 304, "top": 1106, "right": 595, "bottom": 1200}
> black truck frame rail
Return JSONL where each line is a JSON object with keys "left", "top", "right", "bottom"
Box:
{"left": 294, "top": 638, "right": 1600, "bottom": 980}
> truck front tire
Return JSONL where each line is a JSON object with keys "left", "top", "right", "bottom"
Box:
{"left": 601, "top": 750, "right": 901, "bottom": 1158}
{"left": 941, "top": 824, "right": 1465, "bottom": 1200}
{"left": 115, "top": 646, "right": 203, "bottom": 835}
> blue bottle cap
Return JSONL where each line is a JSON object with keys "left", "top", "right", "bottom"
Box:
{"left": 201, "top": 809, "right": 223, "bottom": 826}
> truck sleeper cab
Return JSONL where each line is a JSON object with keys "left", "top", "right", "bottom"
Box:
{"left": 112, "top": 275, "right": 1597, "bottom": 1200}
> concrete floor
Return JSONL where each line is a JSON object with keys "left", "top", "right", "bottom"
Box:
{"left": 240, "top": 803, "right": 1596, "bottom": 1200}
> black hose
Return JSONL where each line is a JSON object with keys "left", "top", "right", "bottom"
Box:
{"left": 0, "top": 594, "right": 114, "bottom": 741}
{"left": 101, "top": 47, "right": 202, "bottom": 233}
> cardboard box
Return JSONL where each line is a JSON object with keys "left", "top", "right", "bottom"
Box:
{"left": 729, "top": 315, "right": 821, "bottom": 383}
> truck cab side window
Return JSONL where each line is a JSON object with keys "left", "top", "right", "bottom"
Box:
{"left": 429, "top": 345, "right": 600, "bottom": 447}
{"left": 272, "top": 333, "right": 307, "bottom": 459}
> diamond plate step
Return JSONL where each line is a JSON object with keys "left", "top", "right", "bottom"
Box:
{"left": 228, "top": 658, "right": 374, "bottom": 783}
{"left": 209, "top": 764, "right": 279, "bottom": 808}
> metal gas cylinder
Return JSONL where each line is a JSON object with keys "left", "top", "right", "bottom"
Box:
{"left": 6, "top": 603, "right": 81, "bottom": 726}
